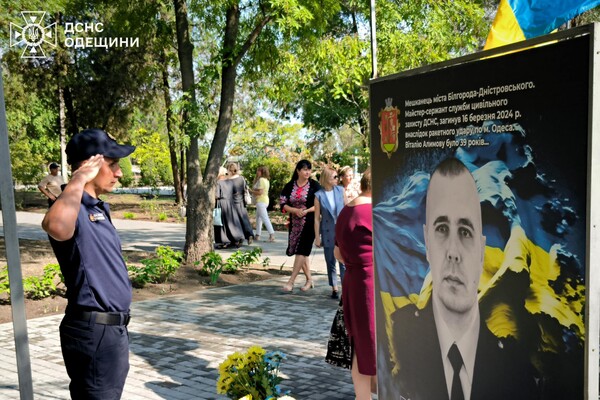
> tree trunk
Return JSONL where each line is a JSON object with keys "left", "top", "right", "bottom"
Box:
{"left": 160, "top": 50, "right": 183, "bottom": 204}
{"left": 179, "top": 148, "right": 185, "bottom": 191}
{"left": 58, "top": 85, "right": 67, "bottom": 178}
{"left": 185, "top": 4, "right": 243, "bottom": 263}
{"left": 56, "top": 12, "right": 69, "bottom": 178}
{"left": 63, "top": 86, "right": 78, "bottom": 136}
{"left": 205, "top": 2, "right": 272, "bottom": 183}
{"left": 173, "top": 0, "right": 213, "bottom": 262}
{"left": 359, "top": 110, "right": 370, "bottom": 150}
{"left": 205, "top": 5, "right": 240, "bottom": 178}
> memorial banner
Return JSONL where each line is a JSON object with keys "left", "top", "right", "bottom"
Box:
{"left": 371, "top": 31, "right": 592, "bottom": 399}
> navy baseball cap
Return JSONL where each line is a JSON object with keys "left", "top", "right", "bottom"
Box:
{"left": 49, "top": 162, "right": 59, "bottom": 169}
{"left": 66, "top": 128, "right": 135, "bottom": 165}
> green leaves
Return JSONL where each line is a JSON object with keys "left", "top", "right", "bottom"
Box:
{"left": 128, "top": 246, "right": 184, "bottom": 288}
{"left": 0, "top": 263, "right": 63, "bottom": 301}
{"left": 129, "top": 128, "right": 173, "bottom": 186}
{"left": 198, "top": 248, "right": 263, "bottom": 285}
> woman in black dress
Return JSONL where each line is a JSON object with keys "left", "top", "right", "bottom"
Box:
{"left": 279, "top": 159, "right": 321, "bottom": 292}
{"left": 214, "top": 164, "right": 253, "bottom": 247}
{"left": 226, "top": 162, "right": 254, "bottom": 245}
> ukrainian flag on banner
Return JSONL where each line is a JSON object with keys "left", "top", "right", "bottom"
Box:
{"left": 485, "top": 0, "right": 600, "bottom": 49}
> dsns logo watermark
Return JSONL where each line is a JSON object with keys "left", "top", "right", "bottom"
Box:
{"left": 10, "top": 11, "right": 57, "bottom": 59}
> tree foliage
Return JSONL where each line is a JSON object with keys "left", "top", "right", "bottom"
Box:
{"left": 266, "top": 0, "right": 491, "bottom": 153}
{"left": 2, "top": 57, "right": 60, "bottom": 183}
{"left": 118, "top": 156, "right": 134, "bottom": 187}
{"left": 130, "top": 128, "right": 173, "bottom": 186}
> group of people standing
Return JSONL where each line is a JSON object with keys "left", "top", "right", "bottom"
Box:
{"left": 279, "top": 160, "right": 376, "bottom": 399}
{"left": 279, "top": 160, "right": 363, "bottom": 297}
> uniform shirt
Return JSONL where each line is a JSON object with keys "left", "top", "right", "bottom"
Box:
{"left": 38, "top": 174, "right": 65, "bottom": 198}
{"left": 49, "top": 192, "right": 132, "bottom": 312}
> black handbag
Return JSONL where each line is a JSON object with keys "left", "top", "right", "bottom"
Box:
{"left": 325, "top": 297, "right": 352, "bottom": 369}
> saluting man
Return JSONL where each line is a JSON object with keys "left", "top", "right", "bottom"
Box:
{"left": 42, "top": 128, "right": 135, "bottom": 399}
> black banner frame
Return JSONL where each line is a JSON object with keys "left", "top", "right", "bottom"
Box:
{"left": 369, "top": 23, "right": 599, "bottom": 400}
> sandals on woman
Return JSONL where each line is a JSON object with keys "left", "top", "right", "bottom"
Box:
{"left": 300, "top": 280, "right": 315, "bottom": 292}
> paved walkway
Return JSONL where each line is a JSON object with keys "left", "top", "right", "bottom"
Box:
{"left": 0, "top": 212, "right": 351, "bottom": 399}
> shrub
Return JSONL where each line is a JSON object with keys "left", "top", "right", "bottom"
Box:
{"left": 128, "top": 246, "right": 183, "bottom": 288}
{"left": 119, "top": 157, "right": 135, "bottom": 187}
{"left": 23, "top": 263, "right": 63, "bottom": 299}
{"left": 198, "top": 252, "right": 224, "bottom": 284}
{"left": 0, "top": 266, "right": 9, "bottom": 297}
{"left": 0, "top": 263, "right": 63, "bottom": 301}
{"left": 123, "top": 212, "right": 136, "bottom": 219}
{"left": 223, "top": 248, "right": 262, "bottom": 273}
{"left": 198, "top": 248, "right": 263, "bottom": 283}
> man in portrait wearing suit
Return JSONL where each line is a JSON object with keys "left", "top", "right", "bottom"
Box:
{"left": 391, "top": 157, "right": 537, "bottom": 400}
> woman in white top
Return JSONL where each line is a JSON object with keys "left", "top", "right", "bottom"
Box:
{"left": 251, "top": 166, "right": 276, "bottom": 242}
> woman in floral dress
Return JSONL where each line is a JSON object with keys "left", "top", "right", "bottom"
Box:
{"left": 279, "top": 159, "right": 321, "bottom": 292}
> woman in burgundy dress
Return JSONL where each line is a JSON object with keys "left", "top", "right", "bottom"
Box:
{"left": 279, "top": 159, "right": 321, "bottom": 292}
{"left": 334, "top": 168, "right": 375, "bottom": 400}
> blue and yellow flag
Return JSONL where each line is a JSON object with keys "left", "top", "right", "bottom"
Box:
{"left": 485, "top": 0, "right": 600, "bottom": 49}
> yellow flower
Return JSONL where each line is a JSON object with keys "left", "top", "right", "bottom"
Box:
{"left": 216, "top": 374, "right": 233, "bottom": 394}
{"left": 219, "top": 358, "right": 232, "bottom": 373}
{"left": 228, "top": 352, "right": 244, "bottom": 363}
{"left": 238, "top": 395, "right": 253, "bottom": 400}
{"left": 246, "top": 345, "right": 266, "bottom": 363}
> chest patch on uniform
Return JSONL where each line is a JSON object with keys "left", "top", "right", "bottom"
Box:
{"left": 89, "top": 212, "right": 106, "bottom": 222}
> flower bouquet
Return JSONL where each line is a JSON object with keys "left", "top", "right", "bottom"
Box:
{"left": 217, "top": 345, "right": 294, "bottom": 400}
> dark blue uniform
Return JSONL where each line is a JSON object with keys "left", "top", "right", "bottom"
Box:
{"left": 50, "top": 192, "right": 132, "bottom": 399}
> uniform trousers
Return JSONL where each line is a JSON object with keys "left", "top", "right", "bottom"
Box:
{"left": 60, "top": 313, "right": 130, "bottom": 399}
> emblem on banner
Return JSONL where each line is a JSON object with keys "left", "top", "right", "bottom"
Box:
{"left": 379, "top": 98, "right": 400, "bottom": 158}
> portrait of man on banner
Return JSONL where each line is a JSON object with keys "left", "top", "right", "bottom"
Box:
{"left": 388, "top": 157, "right": 537, "bottom": 400}
{"left": 373, "top": 128, "right": 587, "bottom": 400}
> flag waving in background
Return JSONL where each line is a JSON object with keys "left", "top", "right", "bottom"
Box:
{"left": 485, "top": 0, "right": 600, "bottom": 49}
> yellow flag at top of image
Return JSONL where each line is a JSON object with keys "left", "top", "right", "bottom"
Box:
{"left": 485, "top": 0, "right": 600, "bottom": 49}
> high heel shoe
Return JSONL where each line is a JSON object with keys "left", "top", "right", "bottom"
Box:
{"left": 300, "top": 280, "right": 314, "bottom": 292}
{"left": 281, "top": 282, "right": 294, "bottom": 292}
